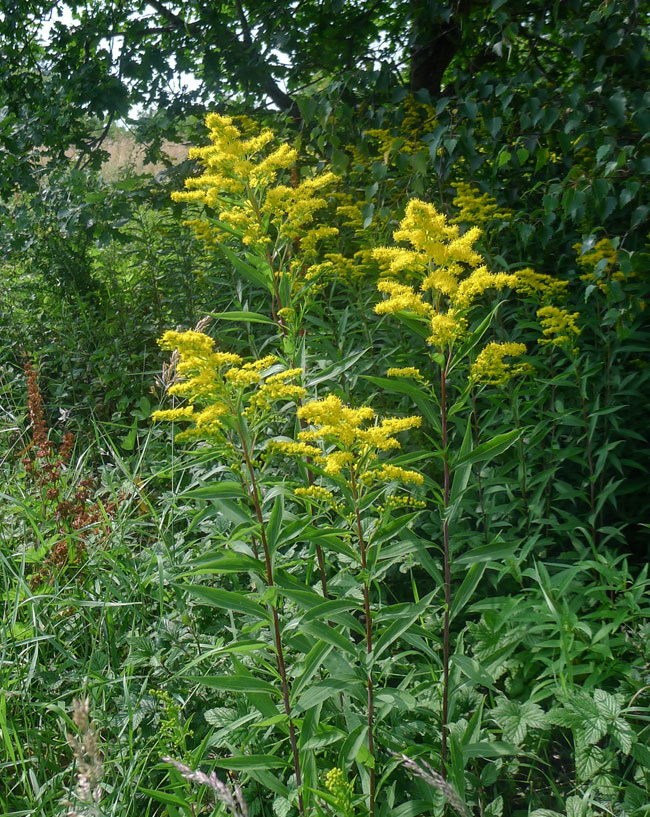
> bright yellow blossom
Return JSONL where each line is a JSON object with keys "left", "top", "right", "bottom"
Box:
{"left": 374, "top": 464, "right": 424, "bottom": 485}
{"left": 470, "top": 342, "right": 530, "bottom": 386}
{"left": 537, "top": 306, "right": 581, "bottom": 350}
{"left": 386, "top": 367, "right": 423, "bottom": 380}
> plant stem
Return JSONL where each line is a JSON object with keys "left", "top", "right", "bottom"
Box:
{"left": 440, "top": 354, "right": 452, "bottom": 777}
{"left": 239, "top": 433, "right": 304, "bottom": 816}
{"left": 574, "top": 361, "right": 597, "bottom": 548}
{"left": 350, "top": 476, "right": 375, "bottom": 817}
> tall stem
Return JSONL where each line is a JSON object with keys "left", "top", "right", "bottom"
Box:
{"left": 239, "top": 433, "right": 304, "bottom": 816}
{"left": 350, "top": 477, "right": 375, "bottom": 817}
{"left": 440, "top": 354, "right": 452, "bottom": 777}
{"left": 574, "top": 362, "right": 597, "bottom": 548}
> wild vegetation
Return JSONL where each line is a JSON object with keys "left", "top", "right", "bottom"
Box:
{"left": 1, "top": 2, "right": 649, "bottom": 817}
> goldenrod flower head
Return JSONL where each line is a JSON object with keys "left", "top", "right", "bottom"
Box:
{"left": 321, "top": 450, "right": 355, "bottom": 475}
{"left": 512, "top": 268, "right": 569, "bottom": 302}
{"left": 374, "top": 464, "right": 424, "bottom": 485}
{"left": 537, "top": 306, "right": 581, "bottom": 350}
{"left": 470, "top": 342, "right": 530, "bottom": 386}
{"left": 375, "top": 280, "right": 433, "bottom": 317}
{"left": 428, "top": 310, "right": 467, "bottom": 348}
{"left": 386, "top": 367, "right": 423, "bottom": 380}
{"left": 225, "top": 367, "right": 262, "bottom": 387}
{"left": 452, "top": 182, "right": 512, "bottom": 224}
{"left": 574, "top": 238, "right": 616, "bottom": 271}
{"left": 152, "top": 405, "right": 195, "bottom": 422}
{"left": 268, "top": 440, "right": 321, "bottom": 458}
{"left": 453, "top": 268, "right": 516, "bottom": 308}
{"left": 295, "top": 485, "right": 335, "bottom": 504}
{"left": 324, "top": 767, "right": 354, "bottom": 809}
{"left": 155, "top": 331, "right": 304, "bottom": 439}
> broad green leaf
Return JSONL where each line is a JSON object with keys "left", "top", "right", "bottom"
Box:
{"left": 451, "top": 563, "right": 486, "bottom": 620}
{"left": 462, "top": 741, "right": 518, "bottom": 759}
{"left": 454, "top": 539, "right": 518, "bottom": 565}
{"left": 373, "top": 592, "right": 434, "bottom": 661}
{"left": 219, "top": 243, "right": 272, "bottom": 291}
{"left": 181, "top": 554, "right": 265, "bottom": 576}
{"left": 178, "top": 584, "right": 271, "bottom": 620}
{"left": 266, "top": 494, "right": 284, "bottom": 553}
{"left": 300, "top": 598, "right": 362, "bottom": 623}
{"left": 181, "top": 482, "right": 247, "bottom": 501}
{"left": 453, "top": 429, "right": 520, "bottom": 469}
{"left": 186, "top": 675, "right": 280, "bottom": 696}
{"left": 212, "top": 754, "right": 290, "bottom": 770}
{"left": 210, "top": 310, "right": 275, "bottom": 325}
{"left": 138, "top": 786, "right": 192, "bottom": 811}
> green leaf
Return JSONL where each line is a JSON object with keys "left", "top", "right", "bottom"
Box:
{"left": 451, "top": 562, "right": 486, "bottom": 620}
{"left": 212, "top": 754, "right": 290, "bottom": 770}
{"left": 177, "top": 584, "right": 271, "bottom": 620}
{"left": 453, "top": 429, "right": 520, "bottom": 469}
{"left": 363, "top": 375, "right": 440, "bottom": 431}
{"left": 181, "top": 481, "right": 247, "bottom": 500}
{"left": 138, "top": 786, "right": 192, "bottom": 811}
{"left": 373, "top": 592, "right": 434, "bottom": 661}
{"left": 186, "top": 675, "right": 281, "bottom": 696}
{"left": 181, "top": 553, "right": 265, "bottom": 575}
{"left": 266, "top": 494, "right": 284, "bottom": 553}
{"left": 454, "top": 539, "right": 518, "bottom": 565}
{"left": 219, "top": 243, "right": 272, "bottom": 291}
{"left": 300, "top": 598, "right": 362, "bottom": 623}
{"left": 462, "top": 741, "right": 518, "bottom": 759}
{"left": 210, "top": 310, "right": 275, "bottom": 325}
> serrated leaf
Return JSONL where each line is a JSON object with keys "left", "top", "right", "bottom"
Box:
{"left": 575, "top": 742, "right": 604, "bottom": 779}
{"left": 593, "top": 688, "right": 620, "bottom": 719}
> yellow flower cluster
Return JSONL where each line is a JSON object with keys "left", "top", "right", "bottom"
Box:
{"left": 294, "top": 485, "right": 336, "bottom": 504}
{"left": 270, "top": 394, "right": 422, "bottom": 485}
{"left": 152, "top": 331, "right": 306, "bottom": 440}
{"left": 574, "top": 238, "right": 617, "bottom": 271}
{"left": 537, "top": 306, "right": 581, "bottom": 351}
{"left": 262, "top": 172, "right": 339, "bottom": 252}
{"left": 452, "top": 182, "right": 512, "bottom": 224}
{"left": 374, "top": 200, "right": 576, "bottom": 354}
{"left": 324, "top": 767, "right": 354, "bottom": 806}
{"left": 374, "top": 464, "right": 424, "bottom": 485}
{"left": 470, "top": 342, "right": 530, "bottom": 386}
{"left": 382, "top": 494, "right": 427, "bottom": 510}
{"left": 574, "top": 238, "right": 624, "bottom": 293}
{"left": 171, "top": 113, "right": 339, "bottom": 261}
{"left": 513, "top": 268, "right": 569, "bottom": 302}
{"left": 374, "top": 200, "right": 498, "bottom": 349}
{"left": 386, "top": 367, "right": 423, "bottom": 380}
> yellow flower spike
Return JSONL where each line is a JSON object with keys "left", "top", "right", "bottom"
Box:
{"left": 512, "top": 268, "right": 569, "bottom": 301}
{"left": 151, "top": 406, "right": 195, "bottom": 422}
{"left": 268, "top": 441, "right": 322, "bottom": 458}
{"left": 452, "top": 268, "right": 516, "bottom": 308}
{"left": 386, "top": 367, "right": 423, "bottom": 381}
{"left": 294, "top": 485, "right": 335, "bottom": 504}
{"left": 321, "top": 451, "right": 355, "bottom": 476}
{"left": 375, "top": 280, "right": 433, "bottom": 318}
{"left": 375, "top": 464, "right": 424, "bottom": 485}
{"left": 452, "top": 182, "right": 512, "bottom": 224}
{"left": 470, "top": 342, "right": 530, "bottom": 386}
{"left": 537, "top": 306, "right": 581, "bottom": 350}
{"left": 427, "top": 310, "right": 468, "bottom": 348}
